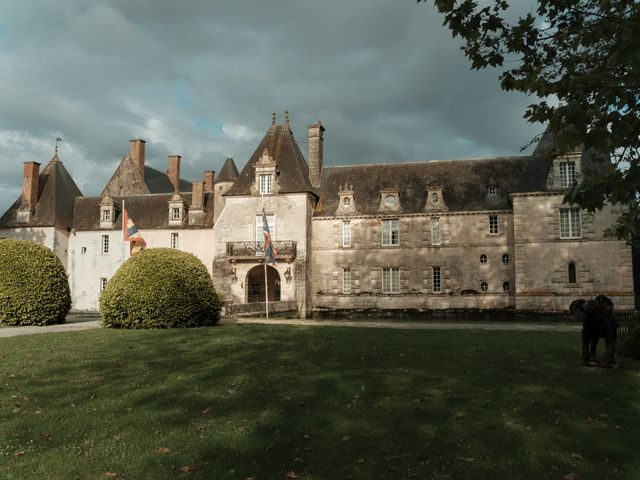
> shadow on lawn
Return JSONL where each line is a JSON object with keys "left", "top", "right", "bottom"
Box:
{"left": 7, "top": 325, "right": 640, "bottom": 479}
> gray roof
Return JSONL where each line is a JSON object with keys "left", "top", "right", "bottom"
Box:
{"left": 0, "top": 155, "right": 83, "bottom": 228}
{"left": 73, "top": 192, "right": 214, "bottom": 231}
{"left": 314, "top": 155, "right": 553, "bottom": 216}
{"left": 144, "top": 165, "right": 193, "bottom": 193}
{"left": 215, "top": 158, "right": 240, "bottom": 183}
{"left": 225, "top": 124, "right": 316, "bottom": 196}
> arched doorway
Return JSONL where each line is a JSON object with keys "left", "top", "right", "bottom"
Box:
{"left": 247, "top": 265, "right": 281, "bottom": 303}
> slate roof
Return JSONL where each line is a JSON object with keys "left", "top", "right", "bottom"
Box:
{"left": 225, "top": 124, "right": 316, "bottom": 197}
{"left": 73, "top": 192, "right": 215, "bottom": 231}
{"left": 144, "top": 165, "right": 193, "bottom": 193}
{"left": 216, "top": 158, "right": 240, "bottom": 183}
{"left": 314, "top": 155, "right": 553, "bottom": 217}
{"left": 0, "top": 155, "right": 83, "bottom": 228}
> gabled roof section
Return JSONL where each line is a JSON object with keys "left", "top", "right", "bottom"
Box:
{"left": 225, "top": 123, "right": 316, "bottom": 196}
{"left": 101, "top": 156, "right": 193, "bottom": 197}
{"left": 216, "top": 157, "right": 240, "bottom": 183}
{"left": 73, "top": 192, "right": 214, "bottom": 231}
{"left": 0, "top": 154, "right": 83, "bottom": 228}
{"left": 314, "top": 156, "right": 551, "bottom": 217}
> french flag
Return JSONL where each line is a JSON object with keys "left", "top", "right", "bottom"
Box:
{"left": 262, "top": 208, "right": 277, "bottom": 265}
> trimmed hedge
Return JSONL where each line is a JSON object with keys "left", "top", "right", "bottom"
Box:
{"left": 0, "top": 239, "right": 71, "bottom": 325}
{"left": 99, "top": 248, "right": 221, "bottom": 328}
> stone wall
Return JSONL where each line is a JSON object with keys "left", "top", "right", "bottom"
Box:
{"left": 512, "top": 193, "right": 635, "bottom": 311}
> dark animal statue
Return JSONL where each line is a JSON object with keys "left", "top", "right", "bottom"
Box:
{"left": 569, "top": 295, "right": 618, "bottom": 367}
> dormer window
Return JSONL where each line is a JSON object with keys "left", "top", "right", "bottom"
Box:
{"left": 560, "top": 161, "right": 576, "bottom": 187}
{"left": 99, "top": 196, "right": 116, "bottom": 229}
{"left": 431, "top": 192, "right": 440, "bottom": 204}
{"left": 379, "top": 190, "right": 401, "bottom": 212}
{"left": 259, "top": 174, "right": 273, "bottom": 194}
{"left": 424, "top": 186, "right": 447, "bottom": 212}
{"left": 168, "top": 193, "right": 186, "bottom": 226}
{"left": 252, "top": 148, "right": 279, "bottom": 196}
{"left": 336, "top": 184, "right": 357, "bottom": 215}
{"left": 487, "top": 185, "right": 497, "bottom": 196}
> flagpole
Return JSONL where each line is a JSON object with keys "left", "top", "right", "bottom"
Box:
{"left": 262, "top": 192, "right": 269, "bottom": 319}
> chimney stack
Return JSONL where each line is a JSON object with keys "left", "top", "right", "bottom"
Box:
{"left": 20, "top": 162, "right": 40, "bottom": 211}
{"left": 129, "top": 139, "right": 146, "bottom": 178}
{"left": 191, "top": 181, "right": 204, "bottom": 208}
{"left": 167, "top": 155, "right": 181, "bottom": 192}
{"left": 308, "top": 121, "right": 325, "bottom": 188}
{"left": 203, "top": 170, "right": 214, "bottom": 192}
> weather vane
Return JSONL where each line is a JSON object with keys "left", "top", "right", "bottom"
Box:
{"left": 55, "top": 137, "right": 62, "bottom": 155}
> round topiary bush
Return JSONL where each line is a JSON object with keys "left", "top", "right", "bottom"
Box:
{"left": 99, "top": 248, "right": 221, "bottom": 328}
{"left": 0, "top": 239, "right": 71, "bottom": 325}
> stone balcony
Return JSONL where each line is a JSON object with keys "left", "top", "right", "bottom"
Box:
{"left": 225, "top": 241, "right": 297, "bottom": 261}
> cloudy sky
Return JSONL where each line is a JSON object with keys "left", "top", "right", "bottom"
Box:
{"left": 0, "top": 0, "right": 541, "bottom": 213}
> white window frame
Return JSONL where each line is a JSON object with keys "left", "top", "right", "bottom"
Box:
{"left": 382, "top": 267, "right": 400, "bottom": 294}
{"left": 489, "top": 215, "right": 499, "bottom": 235}
{"left": 172, "top": 207, "right": 181, "bottom": 221}
{"left": 101, "top": 234, "right": 110, "bottom": 254}
{"left": 255, "top": 214, "right": 276, "bottom": 242}
{"left": 100, "top": 277, "right": 108, "bottom": 293}
{"left": 487, "top": 185, "right": 497, "bottom": 196}
{"left": 432, "top": 266, "right": 441, "bottom": 293}
{"left": 258, "top": 174, "right": 273, "bottom": 194}
{"left": 382, "top": 219, "right": 399, "bottom": 246}
{"left": 171, "top": 232, "right": 179, "bottom": 249}
{"left": 342, "top": 268, "right": 352, "bottom": 294}
{"left": 342, "top": 221, "right": 351, "bottom": 247}
{"left": 102, "top": 209, "right": 111, "bottom": 221}
{"left": 431, "top": 217, "right": 441, "bottom": 245}
{"left": 560, "top": 161, "right": 576, "bottom": 187}
{"left": 559, "top": 208, "right": 581, "bottom": 239}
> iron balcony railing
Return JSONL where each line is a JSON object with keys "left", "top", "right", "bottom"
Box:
{"left": 226, "top": 241, "right": 297, "bottom": 260}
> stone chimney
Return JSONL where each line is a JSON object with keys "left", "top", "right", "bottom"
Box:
{"left": 308, "top": 121, "right": 324, "bottom": 188}
{"left": 188, "top": 181, "right": 206, "bottom": 226}
{"left": 20, "top": 162, "right": 40, "bottom": 212}
{"left": 129, "top": 139, "right": 146, "bottom": 178}
{"left": 203, "top": 170, "right": 214, "bottom": 192}
{"left": 167, "top": 155, "right": 181, "bottom": 192}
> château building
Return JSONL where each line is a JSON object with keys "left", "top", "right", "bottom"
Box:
{"left": 0, "top": 114, "right": 636, "bottom": 316}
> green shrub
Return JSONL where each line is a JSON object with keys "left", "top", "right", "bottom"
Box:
{"left": 99, "top": 248, "right": 221, "bottom": 328}
{"left": 0, "top": 239, "right": 71, "bottom": 325}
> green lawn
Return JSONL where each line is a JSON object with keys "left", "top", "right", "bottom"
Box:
{"left": 1, "top": 325, "right": 639, "bottom": 480}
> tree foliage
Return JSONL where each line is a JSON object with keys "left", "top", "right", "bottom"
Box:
{"left": 420, "top": 0, "right": 640, "bottom": 240}
{"left": 0, "top": 239, "right": 71, "bottom": 325}
{"left": 100, "top": 248, "right": 221, "bottom": 328}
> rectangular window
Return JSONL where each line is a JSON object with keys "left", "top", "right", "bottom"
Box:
{"left": 342, "top": 221, "right": 351, "bottom": 247}
{"left": 102, "top": 209, "right": 111, "bottom": 221}
{"left": 431, "top": 218, "right": 441, "bottom": 245}
{"left": 560, "top": 208, "right": 581, "bottom": 239}
{"left": 101, "top": 235, "right": 110, "bottom": 254}
{"left": 489, "top": 215, "right": 499, "bottom": 234}
{"left": 171, "top": 232, "right": 179, "bottom": 249}
{"left": 487, "top": 185, "right": 497, "bottom": 196}
{"left": 560, "top": 161, "right": 576, "bottom": 187}
{"left": 382, "top": 267, "right": 400, "bottom": 294}
{"left": 172, "top": 207, "right": 181, "bottom": 220}
{"left": 259, "top": 174, "right": 273, "bottom": 194}
{"left": 99, "top": 277, "right": 108, "bottom": 293}
{"left": 255, "top": 214, "right": 276, "bottom": 242}
{"left": 342, "top": 268, "right": 352, "bottom": 294}
{"left": 432, "top": 266, "right": 441, "bottom": 293}
{"left": 382, "top": 219, "right": 399, "bottom": 246}
{"left": 81, "top": 247, "right": 87, "bottom": 254}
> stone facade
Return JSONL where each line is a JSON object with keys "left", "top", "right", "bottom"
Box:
{"left": 1, "top": 115, "right": 637, "bottom": 316}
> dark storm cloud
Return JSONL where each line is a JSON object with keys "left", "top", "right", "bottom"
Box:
{"left": 0, "top": 0, "right": 540, "bottom": 213}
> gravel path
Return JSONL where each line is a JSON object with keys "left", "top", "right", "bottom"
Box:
{"left": 0, "top": 316, "right": 581, "bottom": 338}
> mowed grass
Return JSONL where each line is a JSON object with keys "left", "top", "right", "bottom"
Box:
{"left": 1, "top": 325, "right": 639, "bottom": 480}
